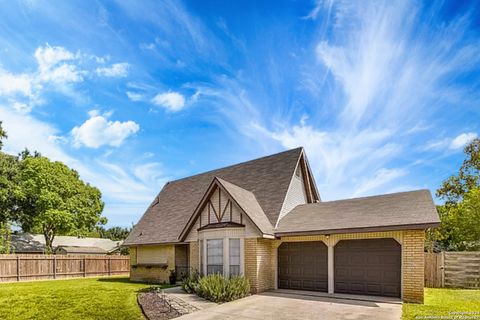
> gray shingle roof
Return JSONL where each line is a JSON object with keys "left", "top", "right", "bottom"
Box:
{"left": 216, "top": 177, "right": 274, "bottom": 235}
{"left": 56, "top": 246, "right": 107, "bottom": 254}
{"left": 124, "top": 147, "right": 303, "bottom": 245}
{"left": 275, "top": 190, "right": 440, "bottom": 235}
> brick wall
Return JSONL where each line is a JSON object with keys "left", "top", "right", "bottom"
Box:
{"left": 244, "top": 238, "right": 257, "bottom": 292}
{"left": 130, "top": 266, "right": 170, "bottom": 283}
{"left": 129, "top": 244, "right": 175, "bottom": 283}
{"left": 402, "top": 230, "right": 425, "bottom": 303}
{"left": 244, "top": 238, "right": 275, "bottom": 293}
{"left": 256, "top": 239, "right": 276, "bottom": 292}
{"left": 189, "top": 241, "right": 199, "bottom": 274}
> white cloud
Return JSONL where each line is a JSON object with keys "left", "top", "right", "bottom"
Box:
{"left": 71, "top": 111, "right": 140, "bottom": 148}
{"left": 353, "top": 168, "right": 408, "bottom": 197}
{"left": 450, "top": 132, "right": 478, "bottom": 150}
{"left": 0, "top": 70, "right": 33, "bottom": 97}
{"left": 0, "top": 105, "right": 165, "bottom": 227}
{"left": 34, "top": 45, "right": 83, "bottom": 84}
{"left": 126, "top": 91, "right": 143, "bottom": 101}
{"left": 34, "top": 44, "right": 76, "bottom": 71}
{"left": 12, "top": 101, "right": 32, "bottom": 114}
{"left": 152, "top": 91, "right": 186, "bottom": 112}
{"left": 95, "top": 63, "right": 129, "bottom": 77}
{"left": 0, "top": 45, "right": 132, "bottom": 115}
{"left": 268, "top": 123, "right": 402, "bottom": 198}
{"left": 38, "top": 63, "right": 83, "bottom": 83}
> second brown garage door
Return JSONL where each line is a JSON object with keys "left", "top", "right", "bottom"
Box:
{"left": 278, "top": 241, "right": 328, "bottom": 292}
{"left": 334, "top": 238, "right": 401, "bottom": 297}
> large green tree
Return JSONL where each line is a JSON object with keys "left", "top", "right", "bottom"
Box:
{"left": 434, "top": 188, "right": 480, "bottom": 251}
{"left": 16, "top": 157, "right": 106, "bottom": 252}
{"left": 432, "top": 138, "right": 480, "bottom": 251}
{"left": 437, "top": 138, "right": 480, "bottom": 205}
{"left": 0, "top": 122, "right": 16, "bottom": 253}
{"left": 0, "top": 121, "right": 6, "bottom": 150}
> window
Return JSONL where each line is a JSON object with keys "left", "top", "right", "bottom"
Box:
{"left": 207, "top": 239, "right": 223, "bottom": 275}
{"left": 229, "top": 239, "right": 240, "bottom": 276}
{"left": 199, "top": 240, "right": 203, "bottom": 275}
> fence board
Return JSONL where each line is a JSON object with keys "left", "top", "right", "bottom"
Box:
{"left": 0, "top": 254, "right": 129, "bottom": 282}
{"left": 425, "top": 251, "right": 480, "bottom": 288}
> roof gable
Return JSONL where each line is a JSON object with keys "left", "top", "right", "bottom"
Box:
{"left": 124, "top": 147, "right": 304, "bottom": 245}
{"left": 179, "top": 177, "right": 274, "bottom": 240}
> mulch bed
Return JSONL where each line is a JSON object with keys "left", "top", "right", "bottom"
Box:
{"left": 138, "top": 292, "right": 181, "bottom": 320}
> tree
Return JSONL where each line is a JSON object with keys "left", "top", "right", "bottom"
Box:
{"left": 0, "top": 121, "right": 6, "bottom": 150}
{"left": 433, "top": 188, "right": 480, "bottom": 251}
{"left": 432, "top": 138, "right": 480, "bottom": 251}
{"left": 0, "top": 152, "right": 19, "bottom": 224}
{"left": 16, "top": 157, "right": 106, "bottom": 253}
{"left": 96, "top": 226, "right": 131, "bottom": 241}
{"left": 437, "top": 138, "right": 480, "bottom": 205}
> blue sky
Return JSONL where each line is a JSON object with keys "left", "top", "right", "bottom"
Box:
{"left": 0, "top": 0, "right": 479, "bottom": 227}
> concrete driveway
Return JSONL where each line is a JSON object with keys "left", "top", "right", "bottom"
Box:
{"left": 177, "top": 291, "right": 402, "bottom": 320}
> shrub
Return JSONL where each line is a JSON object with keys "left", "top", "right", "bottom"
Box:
{"left": 192, "top": 274, "right": 250, "bottom": 303}
{"left": 181, "top": 271, "right": 199, "bottom": 294}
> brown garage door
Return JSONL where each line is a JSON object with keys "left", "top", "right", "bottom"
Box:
{"left": 335, "top": 238, "right": 401, "bottom": 297}
{"left": 278, "top": 241, "right": 328, "bottom": 292}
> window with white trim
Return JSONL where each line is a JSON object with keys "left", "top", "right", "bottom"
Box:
{"left": 229, "top": 238, "right": 240, "bottom": 276}
{"left": 207, "top": 239, "right": 223, "bottom": 275}
{"left": 199, "top": 240, "right": 204, "bottom": 276}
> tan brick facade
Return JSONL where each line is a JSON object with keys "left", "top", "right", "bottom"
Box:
{"left": 402, "top": 230, "right": 425, "bottom": 303}
{"left": 189, "top": 241, "right": 199, "bottom": 273}
{"left": 129, "top": 245, "right": 175, "bottom": 283}
{"left": 130, "top": 229, "right": 426, "bottom": 302}
{"left": 244, "top": 238, "right": 276, "bottom": 293}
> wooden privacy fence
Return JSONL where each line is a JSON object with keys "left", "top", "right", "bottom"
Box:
{"left": 425, "top": 252, "right": 480, "bottom": 288}
{"left": 0, "top": 254, "right": 130, "bottom": 283}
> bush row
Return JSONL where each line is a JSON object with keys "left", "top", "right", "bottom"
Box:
{"left": 182, "top": 272, "right": 250, "bottom": 303}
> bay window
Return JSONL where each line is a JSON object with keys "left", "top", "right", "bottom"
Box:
{"left": 200, "top": 236, "right": 242, "bottom": 277}
{"left": 229, "top": 238, "right": 240, "bottom": 276}
{"left": 207, "top": 239, "right": 223, "bottom": 275}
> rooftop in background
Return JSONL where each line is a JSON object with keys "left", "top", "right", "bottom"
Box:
{"left": 11, "top": 233, "right": 123, "bottom": 254}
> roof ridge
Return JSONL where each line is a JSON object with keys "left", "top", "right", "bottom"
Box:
{"left": 310, "top": 189, "right": 431, "bottom": 205}
{"left": 168, "top": 147, "right": 303, "bottom": 184}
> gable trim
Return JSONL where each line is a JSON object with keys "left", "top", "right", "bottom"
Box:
{"left": 178, "top": 177, "right": 267, "bottom": 241}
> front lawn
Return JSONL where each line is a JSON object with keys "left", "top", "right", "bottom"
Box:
{"left": 0, "top": 277, "right": 173, "bottom": 320}
{"left": 403, "top": 288, "right": 480, "bottom": 320}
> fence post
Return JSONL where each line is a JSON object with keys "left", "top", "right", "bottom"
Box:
{"left": 83, "top": 257, "right": 86, "bottom": 277}
{"left": 108, "top": 257, "right": 111, "bottom": 276}
{"left": 441, "top": 251, "right": 445, "bottom": 287}
{"left": 16, "top": 256, "right": 20, "bottom": 282}
{"left": 53, "top": 256, "right": 56, "bottom": 279}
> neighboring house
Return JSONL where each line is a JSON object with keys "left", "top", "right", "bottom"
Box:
{"left": 11, "top": 233, "right": 123, "bottom": 255}
{"left": 124, "top": 147, "right": 440, "bottom": 303}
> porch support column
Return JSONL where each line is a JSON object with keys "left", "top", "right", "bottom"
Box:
{"left": 327, "top": 243, "right": 334, "bottom": 294}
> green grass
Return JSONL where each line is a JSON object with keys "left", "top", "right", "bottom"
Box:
{"left": 403, "top": 288, "right": 480, "bottom": 320}
{"left": 0, "top": 277, "right": 173, "bottom": 320}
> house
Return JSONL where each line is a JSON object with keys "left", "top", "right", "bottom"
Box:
{"left": 11, "top": 233, "right": 123, "bottom": 255}
{"left": 124, "top": 147, "right": 440, "bottom": 303}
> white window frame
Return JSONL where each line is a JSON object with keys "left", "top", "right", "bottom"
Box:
{"left": 206, "top": 239, "right": 224, "bottom": 275}
{"left": 198, "top": 228, "right": 245, "bottom": 277}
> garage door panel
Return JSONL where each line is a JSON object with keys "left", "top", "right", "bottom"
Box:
{"left": 278, "top": 241, "right": 328, "bottom": 292}
{"left": 334, "top": 238, "right": 401, "bottom": 298}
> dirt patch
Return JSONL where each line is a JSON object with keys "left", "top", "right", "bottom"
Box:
{"left": 138, "top": 292, "right": 181, "bottom": 320}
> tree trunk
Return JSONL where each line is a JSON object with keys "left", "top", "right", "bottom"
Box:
{"left": 44, "top": 230, "right": 54, "bottom": 254}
